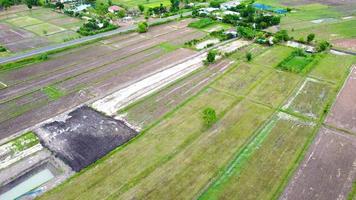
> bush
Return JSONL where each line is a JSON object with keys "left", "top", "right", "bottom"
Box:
{"left": 0, "top": 46, "right": 6, "bottom": 52}
{"left": 77, "top": 19, "right": 117, "bottom": 36}
{"left": 316, "top": 40, "right": 331, "bottom": 52}
{"left": 246, "top": 52, "right": 252, "bottom": 61}
{"left": 188, "top": 18, "right": 214, "bottom": 29}
{"left": 202, "top": 107, "right": 217, "bottom": 127}
{"left": 237, "top": 26, "right": 256, "bottom": 39}
{"left": 137, "top": 21, "right": 148, "bottom": 33}
{"left": 206, "top": 50, "right": 217, "bottom": 64}
{"left": 307, "top": 33, "right": 315, "bottom": 44}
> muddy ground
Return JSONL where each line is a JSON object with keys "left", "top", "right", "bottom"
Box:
{"left": 326, "top": 66, "right": 356, "bottom": 134}
{"left": 37, "top": 106, "right": 138, "bottom": 172}
{"left": 280, "top": 127, "right": 356, "bottom": 200}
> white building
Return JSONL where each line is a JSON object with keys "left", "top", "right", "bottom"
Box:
{"left": 220, "top": 1, "right": 242, "bottom": 10}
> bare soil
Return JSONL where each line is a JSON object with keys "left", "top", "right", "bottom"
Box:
{"left": 38, "top": 106, "right": 138, "bottom": 172}
{"left": 280, "top": 127, "right": 356, "bottom": 200}
{"left": 332, "top": 39, "right": 356, "bottom": 52}
{"left": 326, "top": 66, "right": 356, "bottom": 134}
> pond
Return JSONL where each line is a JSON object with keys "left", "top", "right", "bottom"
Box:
{"left": 0, "top": 168, "right": 54, "bottom": 200}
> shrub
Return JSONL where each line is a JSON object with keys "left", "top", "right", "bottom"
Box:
{"left": 0, "top": 46, "right": 6, "bottom": 52}
{"left": 237, "top": 26, "right": 256, "bottom": 39}
{"left": 246, "top": 52, "right": 252, "bottom": 61}
{"left": 202, "top": 107, "right": 217, "bottom": 127}
{"left": 307, "top": 33, "right": 315, "bottom": 44}
{"left": 206, "top": 50, "right": 217, "bottom": 64}
{"left": 316, "top": 40, "right": 331, "bottom": 52}
{"left": 137, "top": 21, "right": 148, "bottom": 33}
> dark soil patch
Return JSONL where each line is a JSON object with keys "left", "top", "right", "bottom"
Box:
{"left": 38, "top": 106, "right": 138, "bottom": 172}
{"left": 280, "top": 127, "right": 356, "bottom": 200}
{"left": 326, "top": 66, "right": 356, "bottom": 134}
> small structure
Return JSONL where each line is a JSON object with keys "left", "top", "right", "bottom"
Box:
{"left": 223, "top": 10, "right": 240, "bottom": 16}
{"left": 198, "top": 7, "right": 219, "bottom": 15}
{"left": 108, "top": 5, "right": 124, "bottom": 13}
{"left": 71, "top": 4, "right": 91, "bottom": 13}
{"left": 220, "top": 0, "right": 241, "bottom": 10}
{"left": 224, "top": 30, "right": 238, "bottom": 38}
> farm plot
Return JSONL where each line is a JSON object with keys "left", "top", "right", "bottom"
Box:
{"left": 118, "top": 59, "right": 233, "bottom": 129}
{"left": 0, "top": 23, "right": 49, "bottom": 53}
{"left": 0, "top": 7, "right": 83, "bottom": 53}
{"left": 0, "top": 20, "right": 207, "bottom": 140}
{"left": 326, "top": 66, "right": 356, "bottom": 133}
{"left": 309, "top": 54, "right": 355, "bottom": 84}
{"left": 282, "top": 78, "right": 334, "bottom": 119}
{"left": 280, "top": 127, "right": 356, "bottom": 200}
{"left": 248, "top": 70, "right": 301, "bottom": 108}
{"left": 211, "top": 62, "right": 272, "bottom": 97}
{"left": 251, "top": 45, "right": 294, "bottom": 67}
{"left": 39, "top": 88, "right": 239, "bottom": 200}
{"left": 199, "top": 112, "right": 316, "bottom": 200}
{"left": 104, "top": 0, "right": 170, "bottom": 8}
{"left": 118, "top": 100, "right": 273, "bottom": 200}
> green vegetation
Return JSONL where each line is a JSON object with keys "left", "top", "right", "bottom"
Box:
{"left": 158, "top": 42, "right": 180, "bottom": 52}
{"left": 0, "top": 45, "right": 7, "bottom": 52}
{"left": 137, "top": 21, "right": 149, "bottom": 33}
{"left": 42, "top": 86, "right": 64, "bottom": 100}
{"left": 22, "top": 32, "right": 351, "bottom": 200}
{"left": 277, "top": 49, "right": 314, "bottom": 74}
{"left": 348, "top": 181, "right": 356, "bottom": 200}
{"left": 188, "top": 18, "right": 215, "bottom": 29}
{"left": 202, "top": 107, "right": 217, "bottom": 127}
{"left": 205, "top": 50, "right": 217, "bottom": 64}
{"left": 246, "top": 52, "right": 252, "bottom": 61}
{"left": 199, "top": 114, "right": 316, "bottom": 200}
{"left": 78, "top": 19, "right": 117, "bottom": 36}
{"left": 10, "top": 131, "right": 39, "bottom": 152}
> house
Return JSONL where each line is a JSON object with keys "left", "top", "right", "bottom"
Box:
{"left": 108, "top": 5, "right": 124, "bottom": 13}
{"left": 220, "top": 1, "right": 241, "bottom": 10}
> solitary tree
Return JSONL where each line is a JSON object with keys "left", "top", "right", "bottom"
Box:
{"left": 0, "top": 0, "right": 11, "bottom": 11}
{"left": 246, "top": 52, "right": 252, "bottom": 61}
{"left": 138, "top": 4, "right": 144, "bottom": 13}
{"left": 137, "top": 21, "right": 148, "bottom": 33}
{"left": 206, "top": 50, "right": 217, "bottom": 64}
{"left": 170, "top": 0, "right": 179, "bottom": 12}
{"left": 317, "top": 40, "right": 331, "bottom": 52}
{"left": 307, "top": 33, "right": 315, "bottom": 44}
{"left": 202, "top": 107, "right": 217, "bottom": 127}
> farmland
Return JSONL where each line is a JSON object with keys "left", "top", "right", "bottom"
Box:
{"left": 0, "top": 0, "right": 355, "bottom": 198}
{"left": 0, "top": 5, "right": 83, "bottom": 55}
{"left": 259, "top": 0, "right": 356, "bottom": 52}
{"left": 34, "top": 40, "right": 355, "bottom": 199}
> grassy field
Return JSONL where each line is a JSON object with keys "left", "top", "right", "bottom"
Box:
{"left": 199, "top": 113, "right": 316, "bottom": 200}
{"left": 0, "top": 7, "right": 83, "bottom": 54}
{"left": 38, "top": 44, "right": 355, "bottom": 200}
{"left": 257, "top": 0, "right": 356, "bottom": 51}
{"left": 105, "top": 0, "right": 171, "bottom": 8}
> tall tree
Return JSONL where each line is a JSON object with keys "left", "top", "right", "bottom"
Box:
{"left": 170, "top": 0, "right": 179, "bottom": 12}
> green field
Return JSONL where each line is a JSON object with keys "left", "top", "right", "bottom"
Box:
{"left": 38, "top": 44, "right": 355, "bottom": 200}
{"left": 104, "top": 0, "right": 171, "bottom": 8}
